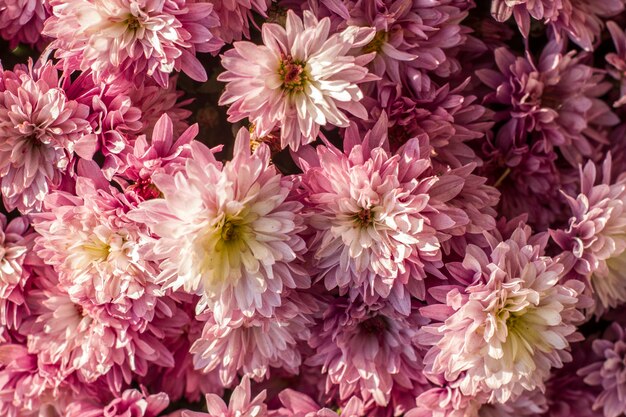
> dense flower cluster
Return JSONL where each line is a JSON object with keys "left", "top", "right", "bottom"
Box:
{"left": 2, "top": 0, "right": 626, "bottom": 416}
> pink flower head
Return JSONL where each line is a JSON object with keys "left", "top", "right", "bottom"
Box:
{"left": 219, "top": 9, "right": 376, "bottom": 150}
{"left": 421, "top": 223, "right": 587, "bottom": 404}
{"left": 551, "top": 156, "right": 626, "bottom": 311}
{"left": 129, "top": 127, "right": 309, "bottom": 323}
{"left": 552, "top": 0, "right": 624, "bottom": 52}
{"left": 64, "top": 388, "right": 169, "bottom": 417}
{"left": 212, "top": 0, "right": 270, "bottom": 43}
{"left": 0, "top": 344, "right": 61, "bottom": 417}
{"left": 191, "top": 295, "right": 315, "bottom": 386}
{"left": 307, "top": 297, "right": 429, "bottom": 407}
{"left": 606, "top": 21, "right": 626, "bottom": 107}
{"left": 270, "top": 389, "right": 364, "bottom": 417}
{"left": 476, "top": 41, "right": 618, "bottom": 167}
{"left": 118, "top": 113, "right": 197, "bottom": 202}
{"left": 43, "top": 0, "right": 224, "bottom": 87}
{"left": 297, "top": 114, "right": 464, "bottom": 313}
{"left": 0, "top": 0, "right": 49, "bottom": 49}
{"left": 346, "top": 0, "right": 468, "bottom": 83}
{"left": 0, "top": 60, "right": 93, "bottom": 213}
{"left": 410, "top": 386, "right": 482, "bottom": 417}
{"left": 579, "top": 323, "right": 626, "bottom": 417}
{"left": 24, "top": 279, "right": 175, "bottom": 387}
{"left": 0, "top": 214, "right": 35, "bottom": 330}
{"left": 32, "top": 168, "right": 161, "bottom": 324}
{"left": 490, "top": 0, "right": 561, "bottom": 37}
{"left": 182, "top": 377, "right": 267, "bottom": 417}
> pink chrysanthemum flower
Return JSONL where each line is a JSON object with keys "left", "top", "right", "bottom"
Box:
{"left": 476, "top": 40, "right": 618, "bottom": 166}
{"left": 127, "top": 76, "right": 192, "bottom": 138}
{"left": 118, "top": 114, "right": 196, "bottom": 202}
{"left": 307, "top": 297, "right": 429, "bottom": 407}
{"left": 541, "top": 340, "right": 601, "bottom": 417}
{"left": 606, "top": 21, "right": 626, "bottom": 108}
{"left": 129, "top": 128, "right": 308, "bottom": 323}
{"left": 552, "top": 157, "right": 626, "bottom": 311}
{"left": 421, "top": 223, "right": 587, "bottom": 404}
{"left": 297, "top": 115, "right": 464, "bottom": 313}
{"left": 490, "top": 0, "right": 561, "bottom": 37}
{"left": 64, "top": 388, "right": 169, "bottom": 417}
{"left": 347, "top": 0, "right": 468, "bottom": 82}
{"left": 579, "top": 323, "right": 626, "bottom": 417}
{"left": 0, "top": 344, "right": 62, "bottom": 417}
{"left": 552, "top": 0, "right": 624, "bottom": 52}
{"left": 410, "top": 386, "right": 482, "bottom": 417}
{"left": 0, "top": 214, "right": 35, "bottom": 330}
{"left": 182, "top": 377, "right": 267, "bottom": 417}
{"left": 43, "top": 0, "right": 223, "bottom": 87}
{"left": 24, "top": 280, "right": 175, "bottom": 386}
{"left": 0, "top": 60, "right": 93, "bottom": 213}
{"left": 191, "top": 295, "right": 315, "bottom": 385}
{"left": 270, "top": 389, "right": 364, "bottom": 417}
{"left": 212, "top": 0, "right": 270, "bottom": 43}
{"left": 32, "top": 169, "right": 161, "bottom": 323}
{"left": 218, "top": 9, "right": 376, "bottom": 150}
{"left": 0, "top": 0, "right": 48, "bottom": 49}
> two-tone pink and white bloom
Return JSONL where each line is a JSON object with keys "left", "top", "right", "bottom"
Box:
{"left": 191, "top": 296, "right": 314, "bottom": 386}
{"left": 552, "top": 157, "right": 626, "bottom": 311}
{"left": 32, "top": 168, "right": 161, "bottom": 323}
{"left": 219, "top": 9, "right": 376, "bottom": 150}
{"left": 182, "top": 377, "right": 267, "bottom": 417}
{"left": 421, "top": 224, "right": 587, "bottom": 404}
{"left": 43, "top": 0, "right": 223, "bottom": 87}
{"left": 129, "top": 128, "right": 309, "bottom": 323}
{"left": 298, "top": 115, "right": 464, "bottom": 313}
{"left": 0, "top": 214, "right": 35, "bottom": 330}
{"left": 0, "top": 60, "right": 93, "bottom": 213}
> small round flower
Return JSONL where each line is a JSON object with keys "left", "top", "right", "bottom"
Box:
{"left": 307, "top": 297, "right": 429, "bottom": 407}
{"left": 0, "top": 214, "right": 35, "bottom": 330}
{"left": 421, "top": 223, "right": 587, "bottom": 404}
{"left": 298, "top": 115, "right": 464, "bottom": 313}
{"left": 552, "top": 0, "right": 624, "bottom": 52}
{"left": 43, "top": 0, "right": 224, "bottom": 87}
{"left": 212, "top": 0, "right": 270, "bottom": 43}
{"left": 64, "top": 388, "right": 170, "bottom": 417}
{"left": 181, "top": 377, "right": 267, "bottom": 417}
{"left": 129, "top": 128, "right": 309, "bottom": 323}
{"left": 24, "top": 281, "right": 175, "bottom": 386}
{"left": 218, "top": 9, "right": 376, "bottom": 150}
{"left": 551, "top": 157, "right": 626, "bottom": 311}
{"left": 0, "top": 60, "right": 93, "bottom": 213}
{"left": 117, "top": 114, "right": 197, "bottom": 203}
{"left": 476, "top": 41, "right": 618, "bottom": 166}
{"left": 32, "top": 170, "right": 161, "bottom": 323}
{"left": 191, "top": 296, "right": 315, "bottom": 385}
{"left": 490, "top": 0, "right": 561, "bottom": 37}
{"left": 579, "top": 323, "right": 626, "bottom": 417}
{"left": 270, "top": 389, "right": 364, "bottom": 417}
{"left": 606, "top": 21, "right": 626, "bottom": 107}
{"left": 346, "top": 0, "right": 468, "bottom": 83}
{"left": 0, "top": 0, "right": 49, "bottom": 49}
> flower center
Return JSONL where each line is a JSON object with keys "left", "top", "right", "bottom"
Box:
{"left": 360, "top": 315, "right": 388, "bottom": 334}
{"left": 129, "top": 178, "right": 162, "bottom": 200}
{"left": 363, "top": 31, "right": 388, "bottom": 54}
{"left": 353, "top": 207, "right": 375, "bottom": 228}
{"left": 220, "top": 219, "right": 239, "bottom": 242}
{"left": 81, "top": 239, "right": 111, "bottom": 262}
{"left": 124, "top": 14, "right": 142, "bottom": 31}
{"left": 279, "top": 56, "right": 307, "bottom": 93}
